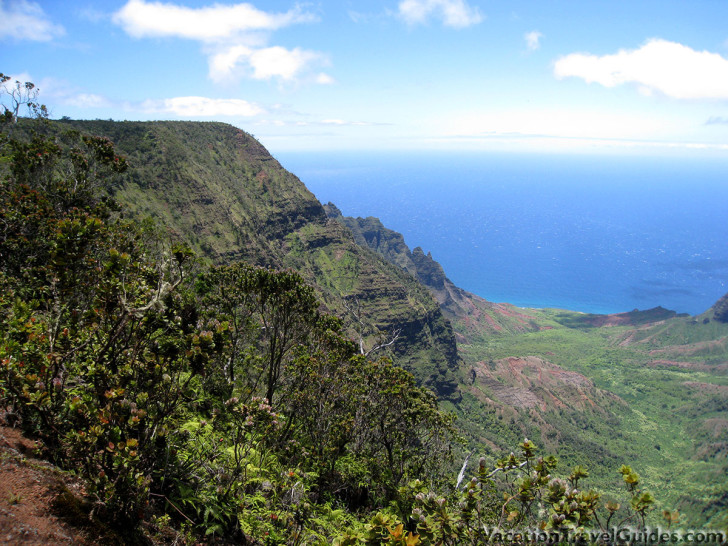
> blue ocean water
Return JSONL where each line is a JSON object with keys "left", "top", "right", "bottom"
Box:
{"left": 276, "top": 151, "right": 728, "bottom": 316}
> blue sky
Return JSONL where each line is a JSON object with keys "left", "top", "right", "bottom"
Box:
{"left": 3, "top": 0, "right": 728, "bottom": 154}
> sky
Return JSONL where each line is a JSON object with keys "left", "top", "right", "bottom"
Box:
{"left": 3, "top": 0, "right": 728, "bottom": 154}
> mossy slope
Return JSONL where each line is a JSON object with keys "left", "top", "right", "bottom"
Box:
{"left": 59, "top": 120, "right": 458, "bottom": 394}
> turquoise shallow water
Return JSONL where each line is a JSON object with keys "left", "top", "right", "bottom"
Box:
{"left": 277, "top": 151, "right": 728, "bottom": 316}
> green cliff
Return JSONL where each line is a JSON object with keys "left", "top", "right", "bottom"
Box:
{"left": 710, "top": 292, "right": 728, "bottom": 323}
{"left": 324, "top": 204, "right": 544, "bottom": 338}
{"left": 58, "top": 120, "right": 459, "bottom": 395}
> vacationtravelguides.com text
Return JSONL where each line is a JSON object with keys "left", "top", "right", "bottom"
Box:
{"left": 480, "top": 527, "right": 726, "bottom": 544}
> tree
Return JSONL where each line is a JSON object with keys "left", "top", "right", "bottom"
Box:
{"left": 200, "top": 264, "right": 324, "bottom": 406}
{"left": 0, "top": 73, "right": 47, "bottom": 123}
{"left": 343, "top": 294, "right": 401, "bottom": 357}
{"left": 352, "top": 358, "right": 457, "bottom": 503}
{"left": 0, "top": 84, "right": 199, "bottom": 527}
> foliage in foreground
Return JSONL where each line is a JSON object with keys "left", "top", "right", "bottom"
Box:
{"left": 0, "top": 100, "right": 458, "bottom": 541}
{"left": 0, "top": 80, "right": 669, "bottom": 543}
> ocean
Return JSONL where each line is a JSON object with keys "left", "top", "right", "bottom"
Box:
{"left": 276, "top": 151, "right": 728, "bottom": 316}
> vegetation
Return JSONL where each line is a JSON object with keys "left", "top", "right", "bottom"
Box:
{"left": 0, "top": 95, "right": 462, "bottom": 541}
{"left": 51, "top": 118, "right": 461, "bottom": 398}
{"left": 449, "top": 305, "right": 728, "bottom": 527}
{"left": 1, "top": 77, "right": 720, "bottom": 542}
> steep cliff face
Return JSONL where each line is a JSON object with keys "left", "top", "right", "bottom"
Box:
{"left": 59, "top": 120, "right": 459, "bottom": 395}
{"left": 711, "top": 292, "right": 728, "bottom": 323}
{"left": 324, "top": 205, "right": 543, "bottom": 338}
{"left": 325, "top": 206, "right": 471, "bottom": 317}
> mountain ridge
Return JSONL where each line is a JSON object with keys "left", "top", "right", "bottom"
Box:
{"left": 57, "top": 119, "right": 460, "bottom": 395}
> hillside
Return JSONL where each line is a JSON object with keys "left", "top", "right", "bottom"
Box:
{"left": 1, "top": 115, "right": 470, "bottom": 543}
{"left": 57, "top": 120, "right": 459, "bottom": 396}
{"left": 709, "top": 292, "right": 728, "bottom": 323}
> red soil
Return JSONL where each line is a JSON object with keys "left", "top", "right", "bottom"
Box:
{"left": 0, "top": 424, "right": 93, "bottom": 545}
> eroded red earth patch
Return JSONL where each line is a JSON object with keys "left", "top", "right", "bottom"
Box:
{"left": 0, "top": 425, "right": 93, "bottom": 545}
{"left": 470, "top": 356, "right": 621, "bottom": 413}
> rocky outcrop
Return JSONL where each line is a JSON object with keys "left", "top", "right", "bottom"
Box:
{"left": 711, "top": 292, "right": 728, "bottom": 323}
{"left": 470, "top": 356, "right": 622, "bottom": 413}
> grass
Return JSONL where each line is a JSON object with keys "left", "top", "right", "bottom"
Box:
{"left": 7, "top": 492, "right": 22, "bottom": 505}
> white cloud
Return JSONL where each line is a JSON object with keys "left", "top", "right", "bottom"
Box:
{"left": 0, "top": 0, "right": 65, "bottom": 41}
{"left": 525, "top": 30, "right": 542, "bottom": 51}
{"left": 112, "top": 0, "right": 315, "bottom": 40}
{"left": 248, "top": 46, "right": 320, "bottom": 81}
{"left": 113, "top": 0, "right": 328, "bottom": 84}
{"left": 63, "top": 93, "right": 111, "bottom": 109}
{"left": 209, "top": 45, "right": 254, "bottom": 82}
{"left": 142, "top": 96, "right": 264, "bottom": 117}
{"left": 398, "top": 0, "right": 482, "bottom": 28}
{"left": 315, "top": 72, "right": 335, "bottom": 85}
{"left": 208, "top": 45, "right": 253, "bottom": 82}
{"left": 208, "top": 45, "right": 328, "bottom": 83}
{"left": 554, "top": 39, "right": 728, "bottom": 99}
